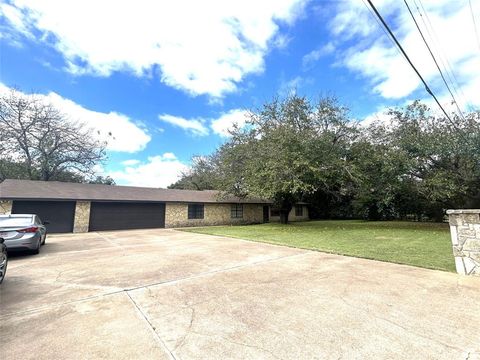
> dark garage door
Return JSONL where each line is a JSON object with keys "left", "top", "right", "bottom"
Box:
{"left": 12, "top": 200, "right": 76, "bottom": 233}
{"left": 89, "top": 202, "right": 165, "bottom": 231}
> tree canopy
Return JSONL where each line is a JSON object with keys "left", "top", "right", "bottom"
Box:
{"left": 172, "top": 95, "right": 358, "bottom": 223}
{"left": 170, "top": 95, "right": 480, "bottom": 223}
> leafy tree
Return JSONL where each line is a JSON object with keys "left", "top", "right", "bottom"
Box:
{"left": 355, "top": 101, "right": 480, "bottom": 220}
{"left": 0, "top": 159, "right": 31, "bottom": 181}
{"left": 172, "top": 98, "right": 479, "bottom": 223}
{"left": 0, "top": 89, "right": 108, "bottom": 182}
{"left": 388, "top": 101, "right": 480, "bottom": 220}
{"left": 349, "top": 138, "right": 411, "bottom": 220}
{"left": 168, "top": 156, "right": 218, "bottom": 190}
{"left": 213, "top": 95, "right": 357, "bottom": 223}
{"left": 88, "top": 175, "right": 116, "bottom": 185}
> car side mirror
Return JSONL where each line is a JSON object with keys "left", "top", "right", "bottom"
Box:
{"left": 43, "top": 221, "right": 50, "bottom": 225}
{"left": 0, "top": 238, "right": 4, "bottom": 244}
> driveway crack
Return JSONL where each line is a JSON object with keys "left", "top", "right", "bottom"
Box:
{"left": 125, "top": 291, "right": 177, "bottom": 360}
{"left": 221, "top": 337, "right": 282, "bottom": 359}
{"left": 338, "top": 284, "right": 467, "bottom": 353}
{"left": 126, "top": 251, "right": 311, "bottom": 293}
{"left": 173, "top": 307, "right": 196, "bottom": 351}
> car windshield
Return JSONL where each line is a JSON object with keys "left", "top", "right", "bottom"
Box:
{"left": 0, "top": 217, "right": 33, "bottom": 227}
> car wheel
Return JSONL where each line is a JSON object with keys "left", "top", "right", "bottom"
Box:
{"left": 31, "top": 239, "right": 40, "bottom": 255}
{"left": 0, "top": 251, "right": 7, "bottom": 284}
{"left": 41, "top": 234, "right": 47, "bottom": 246}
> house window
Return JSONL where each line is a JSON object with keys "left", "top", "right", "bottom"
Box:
{"left": 270, "top": 208, "right": 280, "bottom": 217}
{"left": 231, "top": 204, "right": 243, "bottom": 219}
{"left": 188, "top": 204, "right": 204, "bottom": 219}
{"left": 295, "top": 205, "right": 303, "bottom": 217}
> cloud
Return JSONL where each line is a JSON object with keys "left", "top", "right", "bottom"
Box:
{"left": 159, "top": 109, "right": 250, "bottom": 137}
{"left": 359, "top": 109, "right": 392, "bottom": 128}
{"left": 162, "top": 152, "right": 177, "bottom": 160}
{"left": 327, "top": 0, "right": 480, "bottom": 108}
{"left": 278, "top": 75, "right": 313, "bottom": 96}
{"left": 108, "top": 153, "right": 188, "bottom": 188}
{"left": 158, "top": 114, "right": 209, "bottom": 136}
{"left": 121, "top": 159, "right": 141, "bottom": 166}
{"left": 272, "top": 33, "right": 293, "bottom": 50}
{"left": 1, "top": 0, "right": 308, "bottom": 98}
{"left": 210, "top": 109, "right": 249, "bottom": 137}
{"left": 0, "top": 84, "right": 151, "bottom": 153}
{"left": 302, "top": 42, "right": 335, "bottom": 70}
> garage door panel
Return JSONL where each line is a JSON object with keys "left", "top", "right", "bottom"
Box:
{"left": 12, "top": 201, "right": 75, "bottom": 233}
{"left": 89, "top": 202, "right": 165, "bottom": 231}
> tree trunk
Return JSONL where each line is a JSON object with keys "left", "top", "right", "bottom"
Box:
{"left": 367, "top": 204, "right": 381, "bottom": 221}
{"left": 433, "top": 208, "right": 445, "bottom": 223}
{"left": 279, "top": 210, "right": 289, "bottom": 224}
{"left": 279, "top": 203, "right": 293, "bottom": 224}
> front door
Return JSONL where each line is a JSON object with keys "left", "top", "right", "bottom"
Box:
{"left": 263, "top": 206, "right": 269, "bottom": 223}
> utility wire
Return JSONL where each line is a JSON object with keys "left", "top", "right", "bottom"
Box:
{"left": 363, "top": 0, "right": 468, "bottom": 115}
{"left": 469, "top": 0, "right": 480, "bottom": 51}
{"left": 359, "top": 0, "right": 405, "bottom": 59}
{"left": 413, "top": 0, "right": 473, "bottom": 111}
{"left": 364, "top": 0, "right": 463, "bottom": 135}
{"left": 403, "top": 0, "right": 466, "bottom": 121}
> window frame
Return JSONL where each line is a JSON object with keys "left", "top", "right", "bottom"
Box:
{"left": 295, "top": 205, "right": 304, "bottom": 217}
{"left": 230, "top": 204, "right": 244, "bottom": 219}
{"left": 270, "top": 208, "right": 280, "bottom": 217}
{"left": 187, "top": 203, "right": 204, "bottom": 220}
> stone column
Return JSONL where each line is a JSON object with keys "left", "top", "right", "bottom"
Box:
{"left": 73, "top": 201, "right": 91, "bottom": 233}
{"left": 446, "top": 209, "right": 480, "bottom": 276}
{"left": 0, "top": 200, "right": 12, "bottom": 214}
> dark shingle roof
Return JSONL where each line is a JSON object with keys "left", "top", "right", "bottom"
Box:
{"left": 0, "top": 179, "right": 271, "bottom": 204}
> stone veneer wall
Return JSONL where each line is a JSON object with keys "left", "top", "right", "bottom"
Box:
{"left": 270, "top": 205, "right": 309, "bottom": 222}
{"left": 73, "top": 201, "right": 91, "bottom": 233}
{"left": 165, "top": 203, "right": 264, "bottom": 228}
{"left": 447, "top": 209, "right": 480, "bottom": 276}
{"left": 0, "top": 200, "right": 12, "bottom": 214}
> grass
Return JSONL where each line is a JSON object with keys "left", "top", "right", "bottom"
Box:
{"left": 181, "top": 220, "right": 455, "bottom": 272}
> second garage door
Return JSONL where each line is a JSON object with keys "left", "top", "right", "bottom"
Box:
{"left": 89, "top": 202, "right": 165, "bottom": 231}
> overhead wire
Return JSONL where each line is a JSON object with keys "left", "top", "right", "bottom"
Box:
{"left": 415, "top": 0, "right": 474, "bottom": 112}
{"left": 403, "top": 0, "right": 466, "bottom": 121}
{"left": 469, "top": 0, "right": 480, "bottom": 52}
{"left": 364, "top": 0, "right": 464, "bottom": 135}
{"left": 359, "top": 0, "right": 405, "bottom": 60}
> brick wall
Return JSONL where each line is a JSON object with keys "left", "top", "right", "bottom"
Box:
{"left": 270, "top": 205, "right": 309, "bottom": 222}
{"left": 73, "top": 201, "right": 91, "bottom": 233}
{"left": 0, "top": 200, "right": 12, "bottom": 214}
{"left": 165, "top": 203, "right": 264, "bottom": 228}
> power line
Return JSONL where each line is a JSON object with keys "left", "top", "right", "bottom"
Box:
{"left": 359, "top": 0, "right": 405, "bottom": 59}
{"left": 414, "top": 0, "right": 469, "bottom": 110}
{"left": 364, "top": 0, "right": 463, "bottom": 135}
{"left": 363, "top": 0, "right": 470, "bottom": 115}
{"left": 403, "top": 0, "right": 466, "bottom": 121}
{"left": 413, "top": 0, "right": 472, "bottom": 112}
{"left": 469, "top": 0, "right": 480, "bottom": 51}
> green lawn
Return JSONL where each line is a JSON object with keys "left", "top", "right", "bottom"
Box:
{"left": 182, "top": 220, "right": 455, "bottom": 272}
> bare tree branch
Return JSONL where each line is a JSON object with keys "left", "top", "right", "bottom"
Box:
{"left": 0, "top": 89, "right": 107, "bottom": 182}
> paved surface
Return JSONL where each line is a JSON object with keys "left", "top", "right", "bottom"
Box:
{"left": 1, "top": 229, "right": 479, "bottom": 359}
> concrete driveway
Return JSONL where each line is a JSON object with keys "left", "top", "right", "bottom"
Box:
{"left": 1, "top": 229, "right": 479, "bottom": 359}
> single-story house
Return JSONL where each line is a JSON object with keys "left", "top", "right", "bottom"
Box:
{"left": 0, "top": 179, "right": 309, "bottom": 233}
